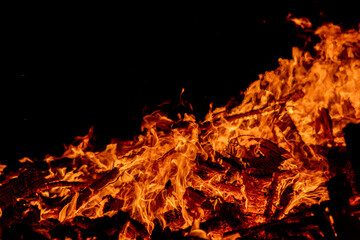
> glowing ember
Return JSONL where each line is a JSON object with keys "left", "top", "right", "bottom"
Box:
{"left": 1, "top": 18, "right": 360, "bottom": 239}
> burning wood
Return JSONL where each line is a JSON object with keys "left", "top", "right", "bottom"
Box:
{"left": 2, "top": 19, "right": 360, "bottom": 239}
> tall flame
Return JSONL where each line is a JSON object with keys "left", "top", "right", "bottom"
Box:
{"left": 2, "top": 19, "right": 360, "bottom": 239}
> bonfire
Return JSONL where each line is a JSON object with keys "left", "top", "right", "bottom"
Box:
{"left": 2, "top": 17, "right": 360, "bottom": 239}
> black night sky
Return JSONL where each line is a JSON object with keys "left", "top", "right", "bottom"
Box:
{"left": 8, "top": 1, "right": 360, "bottom": 164}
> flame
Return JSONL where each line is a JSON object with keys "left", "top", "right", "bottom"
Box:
{"left": 287, "top": 14, "right": 312, "bottom": 29}
{"left": 2, "top": 19, "right": 360, "bottom": 239}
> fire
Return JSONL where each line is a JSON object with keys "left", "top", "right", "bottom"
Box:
{"left": 1, "top": 18, "right": 360, "bottom": 239}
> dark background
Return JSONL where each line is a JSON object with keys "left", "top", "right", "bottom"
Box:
{"left": 7, "top": 1, "right": 360, "bottom": 164}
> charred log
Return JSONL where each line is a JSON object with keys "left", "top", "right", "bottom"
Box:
{"left": 0, "top": 168, "right": 50, "bottom": 212}
{"left": 198, "top": 90, "right": 304, "bottom": 132}
{"left": 223, "top": 138, "right": 288, "bottom": 177}
{"left": 274, "top": 108, "right": 309, "bottom": 158}
{"left": 314, "top": 108, "right": 334, "bottom": 144}
{"left": 72, "top": 210, "right": 149, "bottom": 239}
{"left": 75, "top": 167, "right": 120, "bottom": 209}
{"left": 223, "top": 205, "right": 332, "bottom": 240}
{"left": 326, "top": 174, "right": 360, "bottom": 239}
{"left": 264, "top": 173, "right": 279, "bottom": 220}
{"left": 344, "top": 123, "right": 360, "bottom": 192}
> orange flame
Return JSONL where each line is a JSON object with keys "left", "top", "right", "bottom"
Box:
{"left": 3, "top": 19, "right": 360, "bottom": 239}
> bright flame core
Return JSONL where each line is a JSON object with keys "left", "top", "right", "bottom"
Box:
{"left": 2, "top": 19, "right": 360, "bottom": 239}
